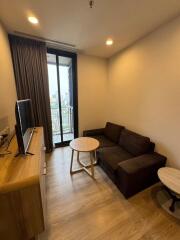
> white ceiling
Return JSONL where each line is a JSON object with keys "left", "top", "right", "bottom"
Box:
{"left": 0, "top": 0, "right": 180, "bottom": 58}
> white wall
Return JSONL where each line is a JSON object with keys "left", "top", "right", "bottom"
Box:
{"left": 107, "top": 16, "right": 180, "bottom": 168}
{"left": 0, "top": 22, "right": 17, "bottom": 131}
{"left": 78, "top": 54, "right": 108, "bottom": 135}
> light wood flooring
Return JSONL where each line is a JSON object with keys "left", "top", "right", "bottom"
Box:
{"left": 41, "top": 147, "right": 180, "bottom": 240}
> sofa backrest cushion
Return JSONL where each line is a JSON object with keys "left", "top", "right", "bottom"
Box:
{"left": 119, "top": 129, "right": 151, "bottom": 156}
{"left": 104, "top": 122, "right": 124, "bottom": 143}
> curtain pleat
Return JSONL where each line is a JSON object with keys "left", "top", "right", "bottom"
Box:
{"left": 9, "top": 35, "right": 53, "bottom": 152}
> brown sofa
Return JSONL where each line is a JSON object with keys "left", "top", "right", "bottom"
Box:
{"left": 83, "top": 122, "right": 166, "bottom": 198}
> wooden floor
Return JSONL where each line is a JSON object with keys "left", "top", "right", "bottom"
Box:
{"left": 41, "top": 147, "right": 180, "bottom": 240}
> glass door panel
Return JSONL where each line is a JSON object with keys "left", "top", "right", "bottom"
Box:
{"left": 47, "top": 53, "right": 61, "bottom": 144}
{"left": 47, "top": 50, "right": 77, "bottom": 146}
{"left": 58, "top": 56, "right": 74, "bottom": 142}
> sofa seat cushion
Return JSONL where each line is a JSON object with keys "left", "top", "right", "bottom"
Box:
{"left": 92, "top": 135, "right": 116, "bottom": 148}
{"left": 98, "top": 146, "right": 133, "bottom": 171}
{"left": 104, "top": 122, "right": 124, "bottom": 143}
{"left": 119, "top": 129, "right": 151, "bottom": 156}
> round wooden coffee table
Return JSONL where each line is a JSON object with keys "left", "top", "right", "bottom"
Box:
{"left": 158, "top": 167, "right": 180, "bottom": 212}
{"left": 70, "top": 137, "right": 99, "bottom": 178}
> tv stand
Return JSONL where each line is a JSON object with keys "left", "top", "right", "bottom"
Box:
{"left": 0, "top": 127, "right": 46, "bottom": 240}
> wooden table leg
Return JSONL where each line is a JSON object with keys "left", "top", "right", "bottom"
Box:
{"left": 164, "top": 186, "right": 180, "bottom": 212}
{"left": 70, "top": 149, "right": 97, "bottom": 178}
{"left": 90, "top": 151, "right": 94, "bottom": 177}
{"left": 70, "top": 149, "right": 74, "bottom": 174}
{"left": 94, "top": 150, "right": 97, "bottom": 164}
{"left": 70, "top": 150, "right": 84, "bottom": 174}
{"left": 77, "top": 151, "right": 82, "bottom": 166}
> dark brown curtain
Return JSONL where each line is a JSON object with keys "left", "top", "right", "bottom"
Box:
{"left": 9, "top": 34, "right": 53, "bottom": 152}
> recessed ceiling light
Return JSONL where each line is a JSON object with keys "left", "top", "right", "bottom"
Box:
{"left": 106, "top": 38, "right": 113, "bottom": 46}
{"left": 28, "top": 16, "right": 39, "bottom": 25}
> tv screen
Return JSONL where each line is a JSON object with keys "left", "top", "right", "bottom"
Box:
{"left": 15, "top": 99, "right": 35, "bottom": 155}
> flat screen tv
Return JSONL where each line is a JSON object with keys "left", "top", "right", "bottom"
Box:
{"left": 15, "top": 99, "right": 35, "bottom": 155}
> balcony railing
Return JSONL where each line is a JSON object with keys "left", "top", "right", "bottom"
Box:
{"left": 51, "top": 106, "right": 73, "bottom": 135}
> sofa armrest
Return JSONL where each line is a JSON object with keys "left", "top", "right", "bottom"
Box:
{"left": 118, "top": 152, "right": 166, "bottom": 174}
{"left": 83, "top": 128, "right": 105, "bottom": 137}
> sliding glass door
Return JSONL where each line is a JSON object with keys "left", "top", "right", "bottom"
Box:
{"left": 47, "top": 49, "right": 78, "bottom": 147}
